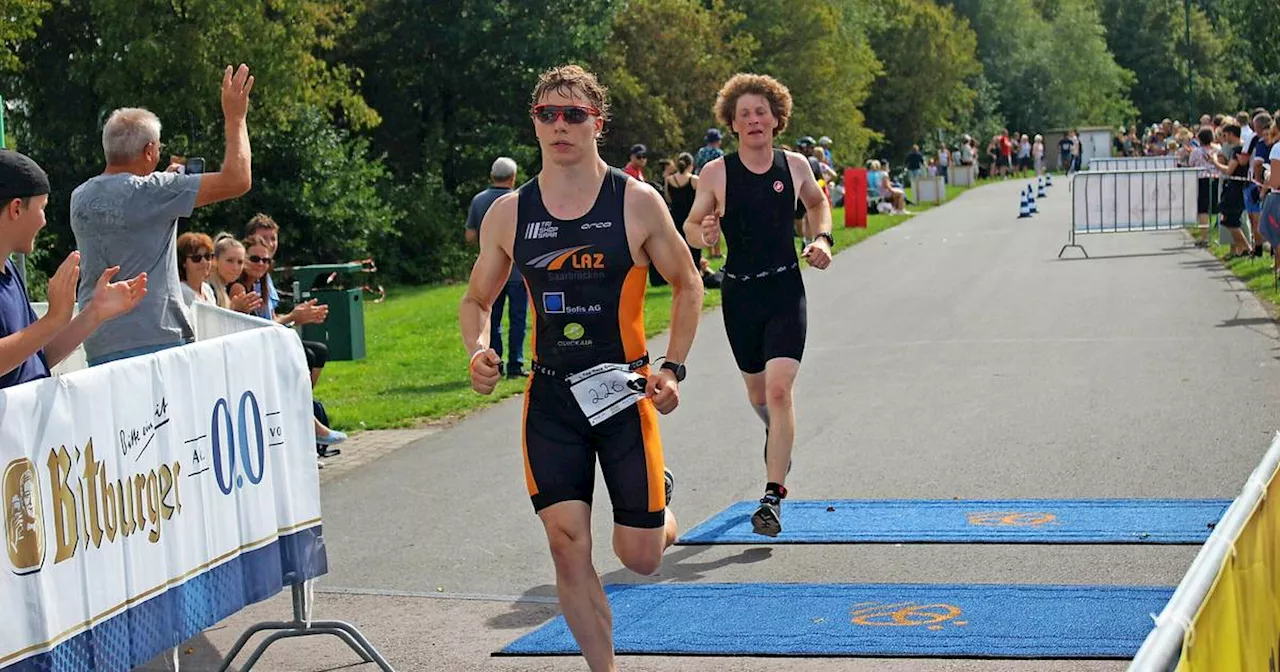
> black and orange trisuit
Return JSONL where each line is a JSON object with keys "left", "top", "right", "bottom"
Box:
{"left": 512, "top": 167, "right": 666, "bottom": 528}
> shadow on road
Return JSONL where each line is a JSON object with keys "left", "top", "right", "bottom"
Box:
{"left": 487, "top": 545, "right": 774, "bottom": 632}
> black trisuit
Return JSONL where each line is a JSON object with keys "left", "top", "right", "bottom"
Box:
{"left": 719, "top": 150, "right": 808, "bottom": 374}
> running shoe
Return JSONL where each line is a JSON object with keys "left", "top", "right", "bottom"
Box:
{"left": 664, "top": 467, "right": 674, "bottom": 507}
{"left": 751, "top": 494, "right": 782, "bottom": 537}
{"left": 317, "top": 429, "right": 347, "bottom": 446}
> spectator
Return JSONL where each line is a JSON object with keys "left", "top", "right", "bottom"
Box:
{"left": 243, "top": 213, "right": 282, "bottom": 315}
{"left": 905, "top": 144, "right": 926, "bottom": 187}
{"left": 464, "top": 157, "right": 526, "bottom": 378}
{"left": 818, "top": 135, "right": 834, "bottom": 166}
{"left": 1247, "top": 112, "right": 1273, "bottom": 256}
{"left": 1187, "top": 126, "right": 1221, "bottom": 233}
{"left": 1032, "top": 134, "right": 1045, "bottom": 176}
{"left": 70, "top": 64, "right": 254, "bottom": 366}
{"left": 1259, "top": 118, "right": 1280, "bottom": 275}
{"left": 664, "top": 152, "right": 700, "bottom": 269}
{"left": 996, "top": 129, "right": 1014, "bottom": 178}
{"left": 938, "top": 144, "right": 951, "bottom": 183}
{"left": 694, "top": 128, "right": 724, "bottom": 174}
{"left": 624, "top": 144, "right": 647, "bottom": 180}
{"left": 957, "top": 135, "right": 975, "bottom": 169}
{"left": 1211, "top": 123, "right": 1251, "bottom": 259}
{"left": 1058, "top": 131, "right": 1076, "bottom": 173}
{"left": 868, "top": 160, "right": 909, "bottom": 215}
{"left": 0, "top": 150, "right": 147, "bottom": 388}
{"left": 234, "top": 237, "right": 328, "bottom": 329}
{"left": 176, "top": 232, "right": 216, "bottom": 306}
{"left": 829, "top": 173, "right": 845, "bottom": 208}
{"left": 1018, "top": 134, "right": 1033, "bottom": 176}
{"left": 210, "top": 234, "right": 262, "bottom": 313}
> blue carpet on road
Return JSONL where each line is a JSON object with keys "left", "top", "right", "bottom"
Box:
{"left": 677, "top": 499, "right": 1230, "bottom": 544}
{"left": 498, "top": 583, "right": 1173, "bottom": 658}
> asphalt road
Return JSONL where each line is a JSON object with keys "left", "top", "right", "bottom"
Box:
{"left": 145, "top": 177, "right": 1280, "bottom": 671}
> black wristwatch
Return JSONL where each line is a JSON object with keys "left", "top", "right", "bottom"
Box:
{"left": 660, "top": 361, "right": 687, "bottom": 382}
{"left": 815, "top": 232, "right": 835, "bottom": 247}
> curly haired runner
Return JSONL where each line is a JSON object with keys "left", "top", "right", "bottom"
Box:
{"left": 459, "top": 64, "right": 702, "bottom": 672}
{"left": 683, "top": 73, "right": 833, "bottom": 537}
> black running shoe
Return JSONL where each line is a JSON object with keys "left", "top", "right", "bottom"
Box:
{"left": 1255, "top": 244, "right": 1264, "bottom": 258}
{"left": 751, "top": 495, "right": 782, "bottom": 537}
{"left": 664, "top": 467, "right": 674, "bottom": 507}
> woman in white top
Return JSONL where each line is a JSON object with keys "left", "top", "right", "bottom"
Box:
{"left": 177, "top": 232, "right": 217, "bottom": 307}
{"left": 1032, "top": 134, "right": 1045, "bottom": 176}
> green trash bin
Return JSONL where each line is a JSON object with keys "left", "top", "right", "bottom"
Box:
{"left": 282, "top": 263, "right": 367, "bottom": 361}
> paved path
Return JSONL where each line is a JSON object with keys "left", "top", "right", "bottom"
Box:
{"left": 145, "top": 178, "right": 1280, "bottom": 671}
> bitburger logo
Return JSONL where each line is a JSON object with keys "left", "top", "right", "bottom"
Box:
{"left": 4, "top": 458, "right": 44, "bottom": 576}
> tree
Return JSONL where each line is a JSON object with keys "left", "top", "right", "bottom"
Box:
{"left": 1216, "top": 0, "right": 1280, "bottom": 108}
{"left": 593, "top": 0, "right": 754, "bottom": 166}
{"left": 727, "top": 0, "right": 881, "bottom": 163}
{"left": 1097, "top": 0, "right": 1238, "bottom": 124}
{"left": 942, "top": 0, "right": 1132, "bottom": 133}
{"left": 2, "top": 0, "right": 384, "bottom": 277}
{"left": 0, "top": 0, "right": 51, "bottom": 74}
{"left": 202, "top": 108, "right": 399, "bottom": 268}
{"left": 346, "top": 0, "right": 618, "bottom": 191}
{"left": 861, "top": 0, "right": 981, "bottom": 160}
{"left": 1037, "top": 0, "right": 1135, "bottom": 128}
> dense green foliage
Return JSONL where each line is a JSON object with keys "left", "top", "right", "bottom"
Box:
{"left": 1, "top": 0, "right": 1274, "bottom": 284}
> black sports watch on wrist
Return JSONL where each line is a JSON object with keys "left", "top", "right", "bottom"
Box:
{"left": 815, "top": 231, "right": 835, "bottom": 247}
{"left": 659, "top": 361, "right": 687, "bottom": 382}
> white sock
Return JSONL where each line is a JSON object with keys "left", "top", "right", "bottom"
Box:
{"left": 753, "top": 404, "right": 770, "bottom": 427}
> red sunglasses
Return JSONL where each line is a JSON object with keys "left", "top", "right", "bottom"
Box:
{"left": 531, "top": 104, "right": 599, "bottom": 125}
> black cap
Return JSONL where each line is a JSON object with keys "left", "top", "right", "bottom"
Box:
{"left": 0, "top": 150, "right": 50, "bottom": 204}
{"left": 705, "top": 128, "right": 722, "bottom": 143}
{"left": 630, "top": 144, "right": 647, "bottom": 158}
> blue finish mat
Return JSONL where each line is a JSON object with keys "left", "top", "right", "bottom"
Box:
{"left": 498, "top": 583, "right": 1173, "bottom": 658}
{"left": 678, "top": 499, "right": 1230, "bottom": 544}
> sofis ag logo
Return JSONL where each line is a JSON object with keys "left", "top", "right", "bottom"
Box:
{"left": 4, "top": 458, "right": 44, "bottom": 575}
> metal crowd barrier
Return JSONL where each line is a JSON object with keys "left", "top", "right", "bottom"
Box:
{"left": 1060, "top": 168, "right": 1201, "bottom": 258}
{"left": 1090, "top": 156, "right": 1180, "bottom": 172}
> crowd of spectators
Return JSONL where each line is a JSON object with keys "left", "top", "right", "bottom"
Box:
{"left": 0, "top": 64, "right": 349, "bottom": 468}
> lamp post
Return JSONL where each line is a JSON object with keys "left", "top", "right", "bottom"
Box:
{"left": 1185, "top": 0, "right": 1195, "bottom": 124}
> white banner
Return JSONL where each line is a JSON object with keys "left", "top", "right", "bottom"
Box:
{"left": 1090, "top": 156, "right": 1180, "bottom": 172}
{"left": 1071, "top": 169, "right": 1200, "bottom": 234}
{"left": 0, "top": 322, "right": 325, "bottom": 671}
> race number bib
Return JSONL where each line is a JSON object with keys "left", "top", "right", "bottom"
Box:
{"left": 567, "top": 363, "right": 647, "bottom": 426}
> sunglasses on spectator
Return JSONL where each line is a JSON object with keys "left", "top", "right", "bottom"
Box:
{"left": 248, "top": 255, "right": 273, "bottom": 264}
{"left": 187, "top": 253, "right": 214, "bottom": 262}
{"left": 531, "top": 105, "right": 599, "bottom": 125}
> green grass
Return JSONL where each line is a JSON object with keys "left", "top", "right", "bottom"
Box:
{"left": 316, "top": 180, "right": 980, "bottom": 430}
{"left": 1204, "top": 231, "right": 1280, "bottom": 307}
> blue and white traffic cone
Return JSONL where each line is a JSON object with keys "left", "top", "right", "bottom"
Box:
{"left": 1037, "top": 179, "right": 1047, "bottom": 199}
{"left": 1046, "top": 173, "right": 1053, "bottom": 187}
{"left": 1028, "top": 187, "right": 1038, "bottom": 214}
{"left": 1018, "top": 190, "right": 1032, "bottom": 218}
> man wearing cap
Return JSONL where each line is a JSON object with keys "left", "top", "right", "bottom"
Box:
{"left": 0, "top": 150, "right": 148, "bottom": 389}
{"left": 465, "top": 157, "right": 526, "bottom": 378}
{"left": 695, "top": 129, "right": 724, "bottom": 175}
{"left": 818, "top": 136, "right": 833, "bottom": 166}
{"left": 70, "top": 64, "right": 255, "bottom": 366}
{"left": 624, "top": 144, "right": 648, "bottom": 181}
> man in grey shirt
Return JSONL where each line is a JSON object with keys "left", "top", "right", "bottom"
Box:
{"left": 71, "top": 64, "right": 256, "bottom": 365}
{"left": 464, "top": 157, "right": 525, "bottom": 378}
